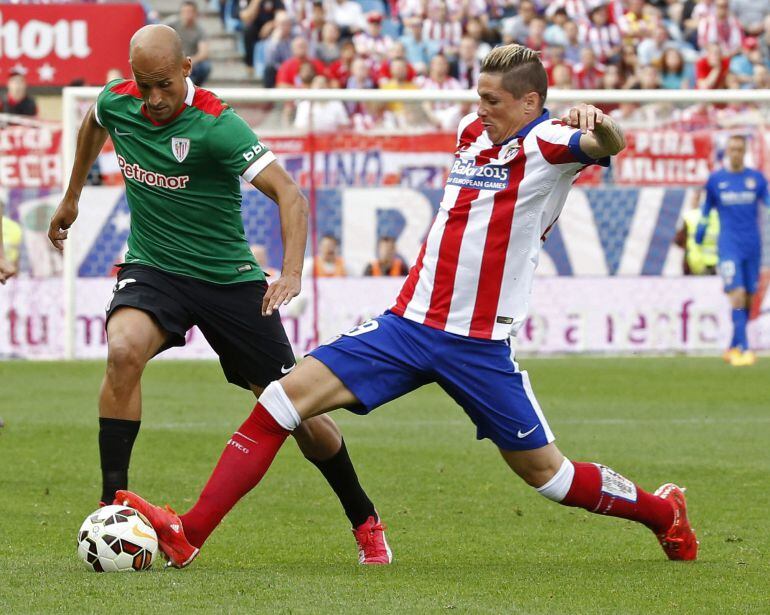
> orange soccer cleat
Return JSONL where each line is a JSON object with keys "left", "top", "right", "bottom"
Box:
{"left": 116, "top": 490, "right": 199, "bottom": 568}
{"left": 653, "top": 483, "right": 699, "bottom": 561}
{"left": 352, "top": 514, "right": 393, "bottom": 565}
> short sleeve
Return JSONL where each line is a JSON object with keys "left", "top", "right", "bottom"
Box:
{"left": 207, "top": 109, "right": 276, "bottom": 181}
{"left": 94, "top": 78, "right": 123, "bottom": 128}
{"left": 533, "top": 119, "right": 611, "bottom": 175}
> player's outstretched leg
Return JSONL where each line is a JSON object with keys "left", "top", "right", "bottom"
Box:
{"left": 293, "top": 416, "right": 391, "bottom": 564}
{"left": 120, "top": 358, "right": 389, "bottom": 567}
{"left": 502, "top": 445, "right": 698, "bottom": 561}
{"left": 99, "top": 308, "right": 167, "bottom": 505}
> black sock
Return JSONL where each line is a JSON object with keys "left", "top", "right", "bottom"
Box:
{"left": 308, "top": 439, "right": 376, "bottom": 528}
{"left": 99, "top": 417, "right": 141, "bottom": 504}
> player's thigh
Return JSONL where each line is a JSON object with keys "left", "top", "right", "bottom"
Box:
{"left": 106, "top": 307, "right": 168, "bottom": 368}
{"left": 191, "top": 280, "right": 297, "bottom": 390}
{"left": 719, "top": 257, "right": 744, "bottom": 298}
{"left": 106, "top": 264, "right": 193, "bottom": 355}
{"left": 303, "top": 313, "right": 431, "bottom": 417}
{"left": 279, "top": 356, "right": 361, "bottom": 419}
{"left": 434, "top": 340, "right": 554, "bottom": 451}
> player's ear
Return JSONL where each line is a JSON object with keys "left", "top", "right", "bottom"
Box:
{"left": 522, "top": 91, "right": 540, "bottom": 114}
{"left": 182, "top": 56, "right": 192, "bottom": 78}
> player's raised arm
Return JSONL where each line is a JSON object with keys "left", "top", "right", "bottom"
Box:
{"left": 48, "top": 105, "right": 109, "bottom": 251}
{"left": 561, "top": 103, "right": 626, "bottom": 160}
{"left": 250, "top": 162, "right": 309, "bottom": 316}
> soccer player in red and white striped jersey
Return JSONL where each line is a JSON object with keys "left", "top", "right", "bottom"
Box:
{"left": 120, "top": 44, "right": 699, "bottom": 567}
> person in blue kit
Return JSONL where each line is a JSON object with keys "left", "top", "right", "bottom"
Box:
{"left": 696, "top": 134, "right": 769, "bottom": 366}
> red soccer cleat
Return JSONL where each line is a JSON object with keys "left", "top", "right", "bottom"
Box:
{"left": 115, "top": 490, "right": 199, "bottom": 568}
{"left": 352, "top": 514, "right": 392, "bottom": 565}
{"left": 653, "top": 483, "right": 699, "bottom": 561}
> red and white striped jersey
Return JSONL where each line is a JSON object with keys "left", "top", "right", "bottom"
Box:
{"left": 391, "top": 111, "right": 608, "bottom": 340}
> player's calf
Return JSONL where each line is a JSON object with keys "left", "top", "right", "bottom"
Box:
{"left": 534, "top": 458, "right": 697, "bottom": 560}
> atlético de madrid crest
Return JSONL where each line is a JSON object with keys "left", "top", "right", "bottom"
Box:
{"left": 171, "top": 137, "right": 190, "bottom": 163}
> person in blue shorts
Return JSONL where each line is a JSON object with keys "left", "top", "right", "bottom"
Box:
{"left": 122, "top": 44, "right": 698, "bottom": 567}
{"left": 697, "top": 134, "right": 769, "bottom": 366}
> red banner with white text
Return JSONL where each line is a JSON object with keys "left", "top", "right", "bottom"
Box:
{"left": 0, "top": 121, "right": 62, "bottom": 187}
{"left": 0, "top": 5, "right": 145, "bottom": 86}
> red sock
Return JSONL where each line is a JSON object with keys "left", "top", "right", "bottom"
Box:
{"left": 180, "top": 403, "right": 290, "bottom": 548}
{"left": 561, "top": 462, "right": 674, "bottom": 533}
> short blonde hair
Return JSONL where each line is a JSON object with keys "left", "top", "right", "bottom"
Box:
{"left": 481, "top": 44, "right": 547, "bottom": 103}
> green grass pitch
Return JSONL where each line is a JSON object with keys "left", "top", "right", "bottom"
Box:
{"left": 1, "top": 357, "right": 768, "bottom": 613}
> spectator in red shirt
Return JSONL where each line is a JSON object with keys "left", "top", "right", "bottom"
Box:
{"left": 697, "top": 0, "right": 743, "bottom": 56}
{"left": 581, "top": 3, "right": 622, "bottom": 63}
{"left": 327, "top": 40, "right": 356, "bottom": 88}
{"left": 276, "top": 36, "right": 327, "bottom": 87}
{"left": 525, "top": 16, "right": 548, "bottom": 53}
{"left": 573, "top": 47, "right": 606, "bottom": 89}
{"left": 696, "top": 43, "right": 730, "bottom": 89}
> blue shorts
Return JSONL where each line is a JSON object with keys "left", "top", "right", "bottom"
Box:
{"left": 719, "top": 252, "right": 760, "bottom": 294}
{"left": 308, "top": 312, "right": 555, "bottom": 451}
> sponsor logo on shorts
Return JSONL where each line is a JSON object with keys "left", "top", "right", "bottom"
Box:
{"left": 517, "top": 425, "right": 539, "bottom": 439}
{"left": 496, "top": 316, "right": 514, "bottom": 324}
{"left": 447, "top": 159, "right": 510, "bottom": 191}
{"left": 117, "top": 155, "right": 190, "bottom": 190}
{"left": 280, "top": 364, "right": 295, "bottom": 374}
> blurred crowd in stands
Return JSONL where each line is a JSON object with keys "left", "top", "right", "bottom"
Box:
{"left": 209, "top": 0, "right": 770, "bottom": 129}
{"left": 3, "top": 0, "right": 770, "bottom": 127}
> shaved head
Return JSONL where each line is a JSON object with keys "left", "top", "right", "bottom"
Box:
{"left": 130, "top": 24, "right": 185, "bottom": 68}
{"left": 129, "top": 25, "right": 191, "bottom": 123}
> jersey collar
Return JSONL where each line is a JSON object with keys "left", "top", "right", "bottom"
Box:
{"left": 140, "top": 77, "right": 196, "bottom": 126}
{"left": 497, "top": 108, "right": 550, "bottom": 146}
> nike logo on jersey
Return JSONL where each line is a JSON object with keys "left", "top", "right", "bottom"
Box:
{"left": 114, "top": 128, "right": 133, "bottom": 136}
{"left": 170, "top": 524, "right": 180, "bottom": 534}
{"left": 280, "top": 364, "right": 295, "bottom": 374}
{"left": 517, "top": 425, "right": 539, "bottom": 439}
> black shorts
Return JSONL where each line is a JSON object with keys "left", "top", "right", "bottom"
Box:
{"left": 106, "top": 264, "right": 295, "bottom": 390}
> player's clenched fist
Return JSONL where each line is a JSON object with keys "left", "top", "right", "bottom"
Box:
{"left": 262, "top": 272, "right": 301, "bottom": 316}
{"left": 561, "top": 103, "right": 604, "bottom": 134}
{"left": 48, "top": 197, "right": 79, "bottom": 252}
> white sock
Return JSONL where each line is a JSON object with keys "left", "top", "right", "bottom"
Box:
{"left": 259, "top": 381, "right": 301, "bottom": 431}
{"left": 536, "top": 458, "right": 575, "bottom": 503}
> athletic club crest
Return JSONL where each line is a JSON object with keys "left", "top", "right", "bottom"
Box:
{"left": 171, "top": 137, "right": 190, "bottom": 163}
{"left": 745, "top": 177, "right": 757, "bottom": 190}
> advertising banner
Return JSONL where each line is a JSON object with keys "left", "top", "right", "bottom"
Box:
{"left": 0, "top": 5, "right": 145, "bottom": 86}
{"left": 0, "top": 122, "right": 62, "bottom": 187}
{"left": 2, "top": 276, "right": 768, "bottom": 359}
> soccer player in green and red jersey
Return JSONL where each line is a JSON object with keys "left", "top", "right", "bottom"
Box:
{"left": 48, "top": 25, "right": 391, "bottom": 565}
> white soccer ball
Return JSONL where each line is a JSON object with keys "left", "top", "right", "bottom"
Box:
{"left": 76, "top": 505, "right": 158, "bottom": 572}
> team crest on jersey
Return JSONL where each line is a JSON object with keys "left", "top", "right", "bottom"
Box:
{"left": 745, "top": 177, "right": 756, "bottom": 190}
{"left": 171, "top": 137, "right": 190, "bottom": 163}
{"left": 501, "top": 142, "right": 520, "bottom": 162}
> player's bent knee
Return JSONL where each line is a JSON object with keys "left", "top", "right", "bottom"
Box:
{"left": 259, "top": 381, "right": 302, "bottom": 431}
{"left": 535, "top": 458, "right": 575, "bottom": 502}
{"left": 106, "top": 337, "right": 149, "bottom": 376}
